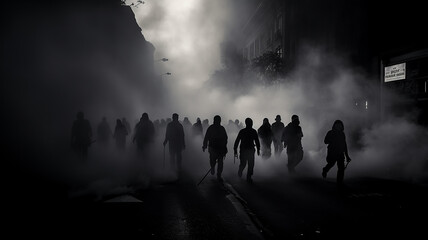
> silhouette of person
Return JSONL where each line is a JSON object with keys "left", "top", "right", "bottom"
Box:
{"left": 113, "top": 119, "right": 128, "bottom": 150}
{"left": 202, "top": 115, "right": 228, "bottom": 182}
{"left": 122, "top": 117, "right": 131, "bottom": 136}
{"left": 271, "top": 115, "right": 285, "bottom": 157}
{"left": 163, "top": 113, "right": 186, "bottom": 172}
{"left": 322, "top": 120, "right": 351, "bottom": 186}
{"left": 192, "top": 117, "right": 203, "bottom": 137}
{"left": 226, "top": 119, "right": 238, "bottom": 134}
{"left": 71, "top": 111, "right": 92, "bottom": 159}
{"left": 133, "top": 112, "right": 155, "bottom": 154}
{"left": 182, "top": 117, "right": 192, "bottom": 131}
{"left": 258, "top": 118, "right": 273, "bottom": 159}
{"left": 234, "top": 118, "right": 260, "bottom": 183}
{"left": 282, "top": 115, "right": 304, "bottom": 173}
{"left": 235, "top": 119, "right": 244, "bottom": 130}
{"left": 97, "top": 117, "right": 112, "bottom": 146}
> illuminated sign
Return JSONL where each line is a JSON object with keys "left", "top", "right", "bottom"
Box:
{"left": 384, "top": 63, "right": 406, "bottom": 82}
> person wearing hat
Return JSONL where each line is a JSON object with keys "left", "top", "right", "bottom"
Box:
{"left": 271, "top": 115, "right": 285, "bottom": 158}
{"left": 281, "top": 115, "right": 304, "bottom": 173}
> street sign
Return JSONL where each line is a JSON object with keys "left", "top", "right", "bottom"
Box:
{"left": 384, "top": 63, "right": 406, "bottom": 82}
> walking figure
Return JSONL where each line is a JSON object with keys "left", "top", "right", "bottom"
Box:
{"left": 192, "top": 117, "right": 203, "bottom": 137}
{"left": 202, "top": 115, "right": 228, "bottom": 182}
{"left": 282, "top": 115, "right": 304, "bottom": 173}
{"left": 71, "top": 111, "right": 92, "bottom": 159}
{"left": 258, "top": 118, "right": 273, "bottom": 159}
{"left": 163, "top": 113, "right": 186, "bottom": 172}
{"left": 97, "top": 117, "right": 112, "bottom": 146}
{"left": 322, "top": 120, "right": 352, "bottom": 187}
{"left": 122, "top": 117, "right": 131, "bottom": 136}
{"left": 271, "top": 115, "right": 285, "bottom": 157}
{"left": 113, "top": 119, "right": 128, "bottom": 150}
{"left": 133, "top": 112, "right": 155, "bottom": 155}
{"left": 234, "top": 118, "right": 260, "bottom": 183}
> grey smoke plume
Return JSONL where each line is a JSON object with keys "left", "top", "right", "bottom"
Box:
{"left": 130, "top": 1, "right": 428, "bottom": 182}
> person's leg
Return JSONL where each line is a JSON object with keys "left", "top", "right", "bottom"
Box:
{"left": 287, "top": 151, "right": 296, "bottom": 173}
{"left": 336, "top": 158, "right": 345, "bottom": 185}
{"left": 247, "top": 150, "right": 255, "bottom": 181}
{"left": 217, "top": 155, "right": 224, "bottom": 179}
{"left": 238, "top": 150, "right": 247, "bottom": 178}
{"left": 322, "top": 156, "right": 336, "bottom": 178}
{"left": 209, "top": 153, "right": 216, "bottom": 175}
{"left": 170, "top": 151, "right": 175, "bottom": 170}
{"left": 176, "top": 151, "right": 182, "bottom": 172}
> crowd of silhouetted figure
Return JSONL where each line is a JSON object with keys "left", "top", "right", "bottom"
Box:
{"left": 71, "top": 111, "right": 351, "bottom": 187}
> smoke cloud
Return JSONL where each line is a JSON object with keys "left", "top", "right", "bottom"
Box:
{"left": 129, "top": 1, "right": 428, "bottom": 183}
{"left": 7, "top": 1, "right": 427, "bottom": 202}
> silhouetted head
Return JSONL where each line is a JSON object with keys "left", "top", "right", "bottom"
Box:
{"left": 172, "top": 113, "right": 179, "bottom": 121}
{"left": 116, "top": 119, "right": 122, "bottom": 125}
{"left": 203, "top": 119, "right": 208, "bottom": 124}
{"left": 213, "top": 115, "right": 221, "bottom": 125}
{"left": 122, "top": 117, "right": 127, "bottom": 123}
{"left": 197, "top": 117, "right": 201, "bottom": 123}
{"left": 102, "top": 116, "right": 107, "bottom": 122}
{"left": 184, "top": 117, "right": 190, "bottom": 123}
{"left": 76, "top": 111, "right": 84, "bottom": 120}
{"left": 332, "top": 120, "right": 344, "bottom": 132}
{"left": 141, "top": 112, "right": 149, "bottom": 121}
{"left": 263, "top": 118, "right": 269, "bottom": 125}
{"left": 291, "top": 115, "right": 300, "bottom": 125}
{"left": 245, "top": 118, "right": 253, "bottom": 128}
{"left": 275, "top": 115, "right": 281, "bottom": 122}
{"left": 235, "top": 119, "right": 239, "bottom": 124}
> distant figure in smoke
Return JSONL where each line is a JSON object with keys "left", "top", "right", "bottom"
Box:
{"left": 192, "top": 117, "right": 203, "bottom": 137}
{"left": 182, "top": 117, "right": 192, "bottom": 130}
{"left": 271, "top": 115, "right": 285, "bottom": 157}
{"left": 113, "top": 119, "right": 128, "bottom": 150}
{"left": 71, "top": 111, "right": 92, "bottom": 159}
{"left": 282, "top": 115, "right": 304, "bottom": 173}
{"left": 258, "top": 118, "right": 273, "bottom": 159}
{"left": 97, "top": 117, "right": 112, "bottom": 146}
{"left": 203, "top": 115, "right": 228, "bottom": 182}
{"left": 235, "top": 119, "right": 244, "bottom": 130}
{"left": 322, "top": 120, "right": 352, "bottom": 187}
{"left": 227, "top": 119, "right": 238, "bottom": 134}
{"left": 122, "top": 117, "right": 131, "bottom": 136}
{"left": 202, "top": 119, "right": 209, "bottom": 135}
{"left": 234, "top": 118, "right": 260, "bottom": 183}
{"left": 163, "top": 113, "right": 186, "bottom": 172}
{"left": 133, "top": 112, "right": 155, "bottom": 154}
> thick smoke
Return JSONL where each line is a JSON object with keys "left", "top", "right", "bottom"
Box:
{"left": 130, "top": 1, "right": 428, "bottom": 184}
{"left": 7, "top": 1, "right": 427, "bottom": 202}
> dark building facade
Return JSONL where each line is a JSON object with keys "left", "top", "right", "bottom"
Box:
{"left": 239, "top": 0, "right": 428, "bottom": 126}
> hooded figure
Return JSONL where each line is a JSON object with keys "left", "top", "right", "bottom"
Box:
{"left": 133, "top": 112, "right": 155, "bottom": 154}
{"left": 258, "top": 118, "right": 273, "bottom": 159}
